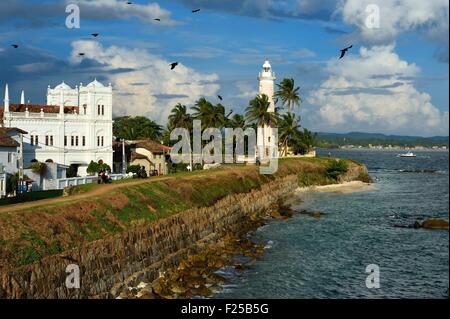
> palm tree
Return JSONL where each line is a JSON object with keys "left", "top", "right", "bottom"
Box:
{"left": 168, "top": 103, "right": 192, "bottom": 130}
{"left": 245, "top": 94, "right": 277, "bottom": 127}
{"left": 229, "top": 114, "right": 247, "bottom": 129}
{"left": 274, "top": 78, "right": 301, "bottom": 113}
{"left": 210, "top": 103, "right": 226, "bottom": 128}
{"left": 192, "top": 97, "right": 214, "bottom": 128}
{"left": 279, "top": 112, "right": 301, "bottom": 156}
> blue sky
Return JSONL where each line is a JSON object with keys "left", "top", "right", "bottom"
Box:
{"left": 0, "top": 0, "right": 448, "bottom": 136}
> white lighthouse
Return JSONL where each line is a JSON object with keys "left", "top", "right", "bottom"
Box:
{"left": 257, "top": 60, "right": 277, "bottom": 162}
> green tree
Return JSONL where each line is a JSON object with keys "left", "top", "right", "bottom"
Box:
{"left": 274, "top": 78, "right": 301, "bottom": 114}
{"left": 229, "top": 114, "right": 247, "bottom": 129}
{"left": 113, "top": 116, "right": 162, "bottom": 140}
{"left": 326, "top": 159, "right": 349, "bottom": 180}
{"left": 168, "top": 103, "right": 192, "bottom": 130}
{"left": 245, "top": 94, "right": 278, "bottom": 127}
{"left": 279, "top": 112, "right": 301, "bottom": 156}
{"left": 191, "top": 98, "right": 211, "bottom": 128}
{"left": 292, "top": 128, "right": 316, "bottom": 155}
{"left": 86, "top": 161, "right": 99, "bottom": 176}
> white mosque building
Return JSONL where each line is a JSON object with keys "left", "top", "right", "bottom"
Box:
{"left": 0, "top": 79, "right": 113, "bottom": 176}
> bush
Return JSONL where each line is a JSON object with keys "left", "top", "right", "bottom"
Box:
{"left": 87, "top": 161, "right": 100, "bottom": 175}
{"left": 126, "top": 165, "right": 140, "bottom": 174}
{"left": 29, "top": 162, "right": 47, "bottom": 176}
{"left": 325, "top": 159, "right": 348, "bottom": 180}
{"left": 87, "top": 161, "right": 111, "bottom": 175}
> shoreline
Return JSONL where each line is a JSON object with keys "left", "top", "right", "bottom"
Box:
{"left": 295, "top": 181, "right": 375, "bottom": 194}
{"left": 126, "top": 180, "right": 375, "bottom": 299}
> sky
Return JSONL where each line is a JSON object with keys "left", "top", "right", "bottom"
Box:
{"left": 0, "top": 0, "right": 448, "bottom": 137}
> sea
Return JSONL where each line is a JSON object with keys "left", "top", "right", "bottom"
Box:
{"left": 216, "top": 149, "right": 449, "bottom": 299}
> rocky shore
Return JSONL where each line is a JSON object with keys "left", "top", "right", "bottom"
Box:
{"left": 0, "top": 159, "right": 370, "bottom": 299}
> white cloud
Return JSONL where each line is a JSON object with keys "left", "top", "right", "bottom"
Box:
{"left": 307, "top": 45, "right": 449, "bottom": 136}
{"left": 70, "top": 40, "right": 220, "bottom": 123}
{"left": 73, "top": 0, "right": 177, "bottom": 25}
{"left": 338, "top": 0, "right": 449, "bottom": 53}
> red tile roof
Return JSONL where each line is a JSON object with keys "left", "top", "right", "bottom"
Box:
{"left": 0, "top": 104, "right": 80, "bottom": 114}
{"left": 0, "top": 127, "right": 26, "bottom": 147}
{"left": 134, "top": 139, "right": 171, "bottom": 153}
{"left": 0, "top": 127, "right": 28, "bottom": 135}
{"left": 0, "top": 136, "right": 19, "bottom": 147}
{"left": 131, "top": 151, "right": 154, "bottom": 163}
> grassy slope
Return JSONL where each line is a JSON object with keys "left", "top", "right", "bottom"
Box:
{"left": 0, "top": 158, "right": 362, "bottom": 267}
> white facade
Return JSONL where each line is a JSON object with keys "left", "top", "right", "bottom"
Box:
{"left": 257, "top": 60, "right": 277, "bottom": 161}
{"left": 1, "top": 80, "right": 113, "bottom": 176}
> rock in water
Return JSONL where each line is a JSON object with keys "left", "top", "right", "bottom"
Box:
{"left": 421, "top": 218, "right": 449, "bottom": 230}
{"left": 311, "top": 211, "right": 321, "bottom": 218}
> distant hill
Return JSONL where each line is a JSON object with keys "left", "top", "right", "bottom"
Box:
{"left": 315, "top": 132, "right": 449, "bottom": 148}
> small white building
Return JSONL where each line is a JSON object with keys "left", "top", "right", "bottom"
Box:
{"left": 0, "top": 80, "right": 113, "bottom": 176}
{"left": 0, "top": 127, "right": 26, "bottom": 197}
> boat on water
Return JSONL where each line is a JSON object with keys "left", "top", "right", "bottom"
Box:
{"left": 398, "top": 151, "right": 417, "bottom": 158}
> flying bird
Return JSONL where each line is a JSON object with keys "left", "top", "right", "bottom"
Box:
{"left": 339, "top": 45, "right": 353, "bottom": 59}
{"left": 11, "top": 44, "right": 18, "bottom": 48}
{"left": 154, "top": 18, "right": 161, "bottom": 21}
{"left": 217, "top": 95, "right": 223, "bottom": 101}
{"left": 78, "top": 53, "right": 85, "bottom": 56}
{"left": 192, "top": 9, "right": 201, "bottom": 13}
{"left": 127, "top": 1, "right": 132, "bottom": 4}
{"left": 91, "top": 33, "right": 99, "bottom": 37}
{"left": 170, "top": 62, "right": 179, "bottom": 70}
{"left": 226, "top": 110, "right": 233, "bottom": 118}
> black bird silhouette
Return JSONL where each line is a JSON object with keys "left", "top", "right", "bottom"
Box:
{"left": 192, "top": 9, "right": 200, "bottom": 13}
{"left": 339, "top": 45, "right": 353, "bottom": 59}
{"left": 127, "top": 1, "right": 132, "bottom": 4}
{"left": 11, "top": 44, "right": 18, "bottom": 48}
{"left": 91, "top": 33, "right": 99, "bottom": 37}
{"left": 170, "top": 62, "right": 179, "bottom": 70}
{"left": 218, "top": 95, "right": 223, "bottom": 101}
{"left": 154, "top": 18, "right": 161, "bottom": 21}
{"left": 78, "top": 53, "right": 85, "bottom": 56}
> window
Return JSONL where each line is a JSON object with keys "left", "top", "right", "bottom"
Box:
{"left": 101, "top": 105, "right": 104, "bottom": 116}
{"left": 83, "top": 104, "right": 87, "bottom": 115}
{"left": 7, "top": 153, "right": 12, "bottom": 163}
{"left": 30, "top": 135, "right": 34, "bottom": 146}
{"left": 35, "top": 135, "right": 39, "bottom": 146}
{"left": 82, "top": 136, "right": 86, "bottom": 147}
{"left": 75, "top": 136, "right": 79, "bottom": 147}
{"left": 71, "top": 136, "right": 74, "bottom": 147}
{"left": 101, "top": 136, "right": 104, "bottom": 147}
{"left": 64, "top": 136, "right": 67, "bottom": 147}
{"left": 98, "top": 105, "right": 101, "bottom": 115}
{"left": 50, "top": 136, "right": 54, "bottom": 146}
{"left": 97, "top": 136, "right": 100, "bottom": 147}
{"left": 45, "top": 135, "right": 49, "bottom": 146}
